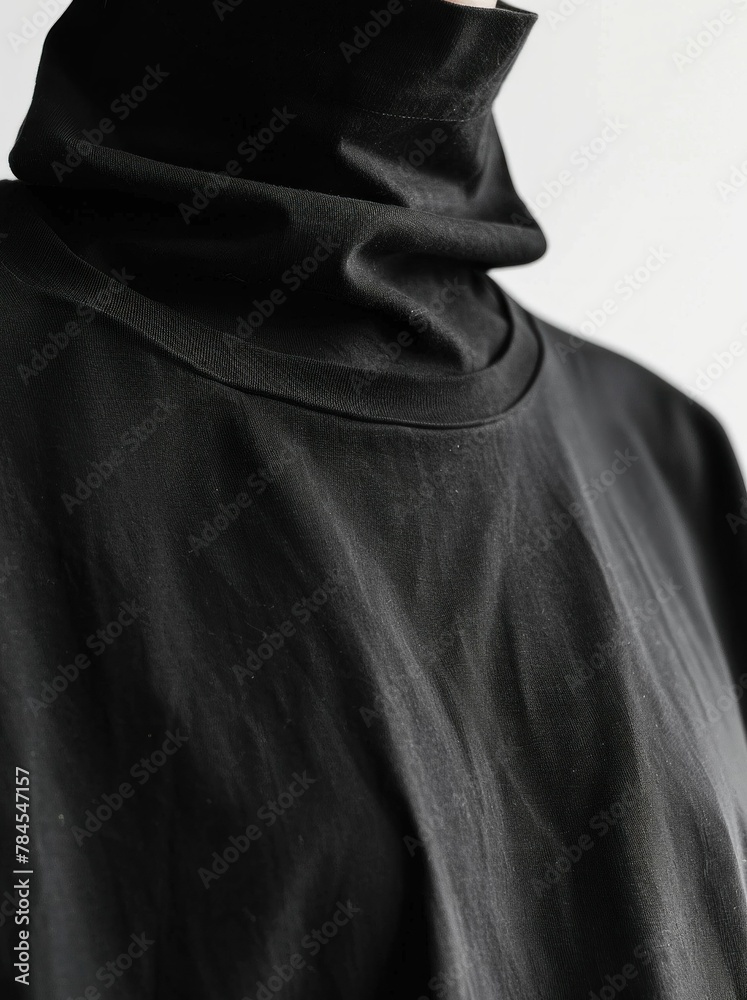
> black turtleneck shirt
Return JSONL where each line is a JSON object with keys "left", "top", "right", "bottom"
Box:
{"left": 1, "top": 2, "right": 747, "bottom": 998}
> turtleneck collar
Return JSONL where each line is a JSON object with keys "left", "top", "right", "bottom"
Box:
{"left": 6, "top": 0, "right": 545, "bottom": 380}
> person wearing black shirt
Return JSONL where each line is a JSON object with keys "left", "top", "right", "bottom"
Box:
{"left": 1, "top": 1, "right": 746, "bottom": 997}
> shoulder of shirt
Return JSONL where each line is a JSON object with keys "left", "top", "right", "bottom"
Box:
{"left": 534, "top": 312, "right": 724, "bottom": 428}
{"left": 531, "top": 311, "right": 741, "bottom": 476}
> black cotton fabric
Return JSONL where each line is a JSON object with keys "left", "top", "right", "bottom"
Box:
{"left": 1, "top": 2, "right": 747, "bottom": 998}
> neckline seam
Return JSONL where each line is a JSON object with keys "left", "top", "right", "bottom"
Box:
{"left": 0, "top": 184, "right": 545, "bottom": 430}
{"left": 0, "top": 245, "right": 545, "bottom": 431}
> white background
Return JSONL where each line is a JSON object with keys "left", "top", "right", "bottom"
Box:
{"left": 2, "top": 0, "right": 747, "bottom": 468}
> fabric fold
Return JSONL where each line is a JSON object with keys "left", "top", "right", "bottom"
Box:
{"left": 8, "top": 0, "right": 545, "bottom": 383}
